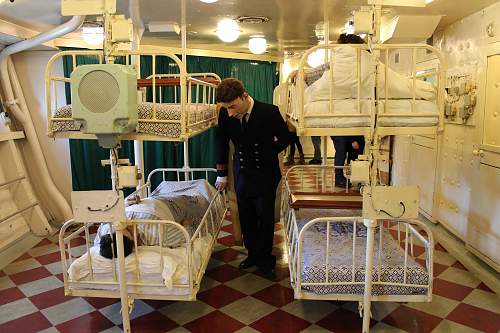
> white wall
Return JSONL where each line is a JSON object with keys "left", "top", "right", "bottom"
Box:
{"left": 12, "top": 51, "right": 72, "bottom": 210}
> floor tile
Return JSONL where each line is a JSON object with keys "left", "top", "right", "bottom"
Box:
{"left": 446, "top": 303, "right": 500, "bottom": 333}
{"left": 0, "top": 286, "right": 25, "bottom": 305}
{"left": 432, "top": 278, "right": 473, "bottom": 301}
{"left": 370, "top": 322, "right": 407, "bottom": 333}
{"left": 220, "top": 296, "right": 276, "bottom": 325}
{"left": 28, "top": 243, "right": 60, "bottom": 257}
{"left": 198, "top": 275, "right": 221, "bottom": 293}
{"left": 44, "top": 261, "right": 64, "bottom": 275}
{"left": 218, "top": 235, "right": 236, "bottom": 247}
{"left": 405, "top": 294, "right": 459, "bottom": 318}
{"left": 38, "top": 327, "right": 61, "bottom": 333}
{"left": 36, "top": 251, "right": 64, "bottom": 265}
{"left": 99, "top": 326, "right": 123, "bottom": 333}
{"left": 477, "top": 282, "right": 494, "bottom": 293}
{"left": 299, "top": 324, "right": 331, "bottom": 332}
{"left": 0, "top": 310, "right": 52, "bottom": 333}
{"left": 252, "top": 284, "right": 295, "bottom": 308}
{"left": 34, "top": 239, "right": 54, "bottom": 247}
{"left": 0, "top": 298, "right": 38, "bottom": 325}
{"left": 29, "top": 286, "right": 73, "bottom": 310}
{"left": 211, "top": 248, "right": 245, "bottom": 263}
{"left": 84, "top": 297, "right": 120, "bottom": 309}
{"left": 225, "top": 272, "right": 274, "bottom": 295}
{"left": 56, "top": 311, "right": 115, "bottom": 333}
{"left": 462, "top": 289, "right": 500, "bottom": 314}
{"left": 431, "top": 319, "right": 483, "bottom": 333}
{"left": 127, "top": 311, "right": 178, "bottom": 332}
{"left": 2, "top": 258, "right": 42, "bottom": 275}
{"left": 206, "top": 264, "right": 246, "bottom": 283}
{"left": 281, "top": 300, "right": 337, "bottom": 323}
{"left": 438, "top": 267, "right": 482, "bottom": 288}
{"left": 13, "top": 253, "right": 32, "bottom": 262}
{"left": 370, "top": 302, "right": 401, "bottom": 321}
{"left": 9, "top": 266, "right": 52, "bottom": 285}
{"left": 159, "top": 300, "right": 214, "bottom": 325}
{"left": 18, "top": 275, "right": 63, "bottom": 297}
{"left": 99, "top": 300, "right": 154, "bottom": 325}
{"left": 431, "top": 250, "right": 457, "bottom": 266}
{"left": 382, "top": 305, "right": 442, "bottom": 333}
{"left": 317, "top": 307, "right": 376, "bottom": 333}
{"left": 451, "top": 260, "right": 468, "bottom": 271}
{"left": 184, "top": 310, "right": 245, "bottom": 333}
{"left": 0, "top": 276, "right": 14, "bottom": 291}
{"left": 250, "top": 309, "right": 311, "bottom": 333}
{"left": 197, "top": 284, "right": 247, "bottom": 308}
{"left": 42, "top": 298, "right": 95, "bottom": 326}
{"left": 167, "top": 327, "right": 190, "bottom": 333}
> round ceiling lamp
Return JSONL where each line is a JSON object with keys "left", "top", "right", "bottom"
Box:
{"left": 82, "top": 26, "right": 104, "bottom": 46}
{"left": 200, "top": 0, "right": 218, "bottom": 3}
{"left": 248, "top": 36, "right": 267, "bottom": 54}
{"left": 216, "top": 19, "right": 240, "bottom": 43}
{"left": 307, "top": 48, "right": 329, "bottom": 68}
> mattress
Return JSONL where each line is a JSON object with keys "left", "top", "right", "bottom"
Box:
{"left": 67, "top": 235, "right": 212, "bottom": 295}
{"left": 294, "top": 209, "right": 429, "bottom": 296}
{"left": 302, "top": 99, "right": 438, "bottom": 128}
{"left": 51, "top": 102, "right": 214, "bottom": 138}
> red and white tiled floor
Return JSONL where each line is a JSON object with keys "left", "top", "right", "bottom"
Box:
{"left": 1, "top": 216, "right": 499, "bottom": 333}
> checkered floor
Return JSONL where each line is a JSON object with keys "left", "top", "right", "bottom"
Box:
{"left": 1, "top": 216, "right": 499, "bottom": 333}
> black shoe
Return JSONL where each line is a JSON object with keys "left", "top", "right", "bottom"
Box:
{"left": 308, "top": 158, "right": 322, "bottom": 165}
{"left": 238, "top": 257, "right": 257, "bottom": 270}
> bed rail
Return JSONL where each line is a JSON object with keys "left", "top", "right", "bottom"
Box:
{"left": 287, "top": 43, "right": 446, "bottom": 138}
{"left": 45, "top": 50, "right": 220, "bottom": 141}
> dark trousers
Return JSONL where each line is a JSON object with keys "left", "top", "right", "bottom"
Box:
{"left": 288, "top": 133, "right": 304, "bottom": 159}
{"left": 333, "top": 136, "right": 365, "bottom": 182}
{"left": 237, "top": 190, "right": 277, "bottom": 269}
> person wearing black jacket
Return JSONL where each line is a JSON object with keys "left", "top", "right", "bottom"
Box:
{"left": 214, "top": 78, "right": 290, "bottom": 279}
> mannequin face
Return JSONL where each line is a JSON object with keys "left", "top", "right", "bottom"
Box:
{"left": 222, "top": 94, "right": 250, "bottom": 119}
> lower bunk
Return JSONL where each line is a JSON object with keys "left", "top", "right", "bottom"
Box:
{"left": 59, "top": 168, "right": 228, "bottom": 301}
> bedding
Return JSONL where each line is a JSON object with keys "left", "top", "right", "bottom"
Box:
{"left": 68, "top": 235, "right": 212, "bottom": 289}
{"left": 303, "top": 46, "right": 437, "bottom": 103}
{"left": 293, "top": 209, "right": 429, "bottom": 296}
{"left": 51, "top": 102, "right": 214, "bottom": 137}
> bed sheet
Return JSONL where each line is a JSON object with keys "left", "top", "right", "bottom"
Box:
{"left": 292, "top": 209, "right": 429, "bottom": 296}
{"left": 303, "top": 46, "right": 437, "bottom": 103}
{"left": 68, "top": 235, "right": 212, "bottom": 290}
{"left": 301, "top": 99, "right": 438, "bottom": 128}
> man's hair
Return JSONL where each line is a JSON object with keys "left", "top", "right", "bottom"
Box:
{"left": 216, "top": 78, "right": 246, "bottom": 103}
{"left": 99, "top": 233, "right": 134, "bottom": 259}
{"left": 337, "top": 34, "right": 365, "bottom": 45}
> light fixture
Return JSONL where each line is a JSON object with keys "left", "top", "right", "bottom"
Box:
{"left": 200, "top": 0, "right": 218, "bottom": 3}
{"left": 82, "top": 26, "right": 104, "bottom": 46}
{"left": 248, "top": 36, "right": 267, "bottom": 54}
{"left": 425, "top": 0, "right": 435, "bottom": 3}
{"left": 307, "top": 49, "right": 326, "bottom": 68}
{"left": 216, "top": 19, "right": 240, "bottom": 43}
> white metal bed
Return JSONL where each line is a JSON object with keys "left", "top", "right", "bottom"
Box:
{"left": 45, "top": 50, "right": 221, "bottom": 142}
{"left": 59, "top": 167, "right": 227, "bottom": 301}
{"left": 284, "top": 43, "right": 446, "bottom": 138}
{"left": 281, "top": 165, "right": 434, "bottom": 311}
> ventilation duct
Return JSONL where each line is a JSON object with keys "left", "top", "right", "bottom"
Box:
{"left": 381, "top": 15, "right": 442, "bottom": 43}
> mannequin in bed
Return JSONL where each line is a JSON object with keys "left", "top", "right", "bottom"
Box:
{"left": 291, "top": 34, "right": 366, "bottom": 187}
{"left": 214, "top": 78, "right": 290, "bottom": 279}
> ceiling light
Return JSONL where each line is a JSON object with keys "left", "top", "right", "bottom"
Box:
{"left": 200, "top": 0, "right": 218, "bottom": 3}
{"left": 82, "top": 26, "right": 104, "bottom": 46}
{"left": 426, "top": 0, "right": 435, "bottom": 3}
{"left": 216, "top": 19, "right": 240, "bottom": 43}
{"left": 307, "top": 49, "right": 326, "bottom": 68}
{"left": 248, "top": 37, "right": 267, "bottom": 54}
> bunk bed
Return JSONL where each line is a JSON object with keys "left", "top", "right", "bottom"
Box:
{"left": 59, "top": 168, "right": 227, "bottom": 300}
{"left": 285, "top": 43, "right": 445, "bottom": 137}
{"left": 278, "top": 42, "right": 444, "bottom": 332}
{"left": 45, "top": 50, "right": 221, "bottom": 142}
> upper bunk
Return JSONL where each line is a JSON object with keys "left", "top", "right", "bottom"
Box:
{"left": 281, "top": 43, "right": 446, "bottom": 138}
{"left": 45, "top": 50, "right": 221, "bottom": 142}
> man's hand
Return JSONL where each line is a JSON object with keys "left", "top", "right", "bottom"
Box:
{"left": 215, "top": 176, "right": 228, "bottom": 192}
{"left": 352, "top": 140, "right": 360, "bottom": 150}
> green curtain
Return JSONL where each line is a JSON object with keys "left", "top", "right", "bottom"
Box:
{"left": 63, "top": 51, "right": 279, "bottom": 190}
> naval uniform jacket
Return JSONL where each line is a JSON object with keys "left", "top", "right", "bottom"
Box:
{"left": 216, "top": 99, "right": 290, "bottom": 197}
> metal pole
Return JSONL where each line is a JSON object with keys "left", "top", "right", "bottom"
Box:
{"left": 362, "top": 218, "right": 377, "bottom": 333}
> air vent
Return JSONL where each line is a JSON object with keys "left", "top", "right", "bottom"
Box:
{"left": 236, "top": 16, "right": 270, "bottom": 24}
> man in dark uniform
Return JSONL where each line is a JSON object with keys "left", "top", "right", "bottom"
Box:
{"left": 214, "top": 78, "right": 290, "bottom": 279}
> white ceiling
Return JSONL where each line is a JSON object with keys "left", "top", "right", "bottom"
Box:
{"left": 0, "top": 0, "right": 499, "bottom": 56}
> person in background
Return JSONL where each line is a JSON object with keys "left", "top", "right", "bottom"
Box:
{"left": 284, "top": 129, "right": 305, "bottom": 166}
{"left": 214, "top": 78, "right": 290, "bottom": 279}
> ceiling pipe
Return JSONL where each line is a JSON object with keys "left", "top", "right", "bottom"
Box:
{"left": 0, "top": 15, "right": 85, "bottom": 223}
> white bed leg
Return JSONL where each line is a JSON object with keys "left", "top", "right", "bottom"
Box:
{"left": 362, "top": 219, "right": 377, "bottom": 333}
{"left": 116, "top": 228, "right": 132, "bottom": 333}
